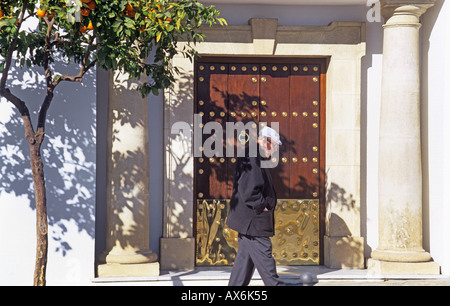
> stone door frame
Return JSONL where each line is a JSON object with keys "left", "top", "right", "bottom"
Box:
{"left": 161, "top": 19, "right": 366, "bottom": 270}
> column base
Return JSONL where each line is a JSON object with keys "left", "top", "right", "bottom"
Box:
{"left": 324, "top": 236, "right": 365, "bottom": 269}
{"left": 367, "top": 258, "right": 440, "bottom": 275}
{"left": 99, "top": 249, "right": 158, "bottom": 264}
{"left": 160, "top": 237, "right": 195, "bottom": 270}
{"left": 98, "top": 262, "right": 160, "bottom": 277}
{"left": 371, "top": 248, "right": 431, "bottom": 262}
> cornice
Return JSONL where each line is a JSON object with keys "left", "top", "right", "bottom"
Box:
{"left": 380, "top": 0, "right": 436, "bottom": 20}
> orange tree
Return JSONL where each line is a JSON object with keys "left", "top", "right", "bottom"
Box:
{"left": 0, "top": 0, "right": 226, "bottom": 286}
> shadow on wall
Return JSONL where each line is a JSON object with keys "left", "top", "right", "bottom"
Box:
{"left": 326, "top": 181, "right": 364, "bottom": 268}
{"left": 96, "top": 71, "right": 157, "bottom": 261}
{"left": 0, "top": 58, "right": 97, "bottom": 256}
{"left": 165, "top": 71, "right": 196, "bottom": 238}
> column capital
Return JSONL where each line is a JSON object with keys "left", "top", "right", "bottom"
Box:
{"left": 380, "top": 0, "right": 435, "bottom": 24}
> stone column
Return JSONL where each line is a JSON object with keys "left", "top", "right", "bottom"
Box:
{"left": 98, "top": 70, "right": 159, "bottom": 277}
{"left": 368, "top": 0, "right": 439, "bottom": 274}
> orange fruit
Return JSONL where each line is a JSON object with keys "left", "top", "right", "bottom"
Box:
{"left": 125, "top": 3, "right": 136, "bottom": 17}
{"left": 87, "top": 1, "right": 96, "bottom": 10}
{"left": 36, "top": 8, "right": 46, "bottom": 18}
{"left": 127, "top": 9, "right": 136, "bottom": 17}
{"left": 87, "top": 21, "right": 94, "bottom": 30}
{"left": 80, "top": 8, "right": 90, "bottom": 16}
{"left": 0, "top": 10, "right": 4, "bottom": 18}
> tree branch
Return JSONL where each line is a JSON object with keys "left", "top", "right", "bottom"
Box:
{"left": 0, "top": 1, "right": 29, "bottom": 90}
{"left": 0, "top": 1, "right": 36, "bottom": 144}
{"left": 36, "top": 15, "right": 57, "bottom": 136}
{"left": 79, "top": 33, "right": 97, "bottom": 78}
{"left": 38, "top": 30, "right": 98, "bottom": 138}
{"left": 42, "top": 15, "right": 55, "bottom": 90}
{"left": 55, "top": 58, "right": 98, "bottom": 84}
{"left": 53, "top": 34, "right": 98, "bottom": 86}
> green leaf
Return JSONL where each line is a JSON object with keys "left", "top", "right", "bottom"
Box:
{"left": 0, "top": 0, "right": 227, "bottom": 99}
{"left": 112, "top": 20, "right": 122, "bottom": 29}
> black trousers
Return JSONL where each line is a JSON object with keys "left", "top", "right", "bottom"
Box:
{"left": 228, "top": 234, "right": 283, "bottom": 286}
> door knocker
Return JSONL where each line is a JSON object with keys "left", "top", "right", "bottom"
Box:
{"left": 238, "top": 130, "right": 249, "bottom": 145}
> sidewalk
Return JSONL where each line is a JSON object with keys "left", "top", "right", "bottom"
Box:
{"left": 92, "top": 265, "right": 450, "bottom": 286}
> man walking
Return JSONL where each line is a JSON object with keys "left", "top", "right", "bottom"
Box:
{"left": 227, "top": 126, "right": 283, "bottom": 286}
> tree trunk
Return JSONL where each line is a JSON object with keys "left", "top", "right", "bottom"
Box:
{"left": 0, "top": 88, "right": 49, "bottom": 285}
{"left": 29, "top": 136, "right": 48, "bottom": 286}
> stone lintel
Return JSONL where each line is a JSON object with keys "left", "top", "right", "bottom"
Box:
{"left": 249, "top": 18, "right": 278, "bottom": 55}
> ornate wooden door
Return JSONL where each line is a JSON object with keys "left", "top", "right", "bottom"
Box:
{"left": 195, "top": 58, "right": 326, "bottom": 266}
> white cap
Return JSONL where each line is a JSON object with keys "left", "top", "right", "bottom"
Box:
{"left": 259, "top": 126, "right": 282, "bottom": 145}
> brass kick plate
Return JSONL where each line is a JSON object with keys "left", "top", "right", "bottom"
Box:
{"left": 196, "top": 199, "right": 320, "bottom": 266}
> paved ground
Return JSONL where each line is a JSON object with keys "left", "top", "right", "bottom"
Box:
{"left": 313, "top": 279, "right": 450, "bottom": 286}
{"left": 93, "top": 265, "right": 450, "bottom": 286}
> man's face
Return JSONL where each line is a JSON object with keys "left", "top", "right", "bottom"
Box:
{"left": 257, "top": 137, "right": 279, "bottom": 158}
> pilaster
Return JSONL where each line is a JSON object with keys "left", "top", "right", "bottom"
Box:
{"left": 368, "top": 0, "right": 439, "bottom": 275}
{"left": 97, "top": 70, "right": 159, "bottom": 277}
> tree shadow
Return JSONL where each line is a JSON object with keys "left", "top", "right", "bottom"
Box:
{"left": 93, "top": 70, "right": 162, "bottom": 265}
{"left": 0, "top": 56, "right": 97, "bottom": 257}
{"left": 164, "top": 70, "right": 198, "bottom": 239}
{"left": 327, "top": 182, "right": 357, "bottom": 212}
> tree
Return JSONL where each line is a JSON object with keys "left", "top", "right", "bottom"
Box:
{"left": 0, "top": 0, "right": 226, "bottom": 286}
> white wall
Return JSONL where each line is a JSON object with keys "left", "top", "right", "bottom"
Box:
{"left": 421, "top": 0, "right": 450, "bottom": 275}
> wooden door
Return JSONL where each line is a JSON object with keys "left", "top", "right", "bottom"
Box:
{"left": 195, "top": 58, "right": 326, "bottom": 266}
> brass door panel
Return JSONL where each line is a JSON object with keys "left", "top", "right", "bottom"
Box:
{"left": 196, "top": 199, "right": 320, "bottom": 266}
{"left": 272, "top": 199, "right": 320, "bottom": 265}
{"left": 195, "top": 58, "right": 326, "bottom": 267}
{"left": 196, "top": 199, "right": 238, "bottom": 266}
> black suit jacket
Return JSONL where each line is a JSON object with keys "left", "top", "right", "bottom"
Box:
{"left": 226, "top": 156, "right": 277, "bottom": 237}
